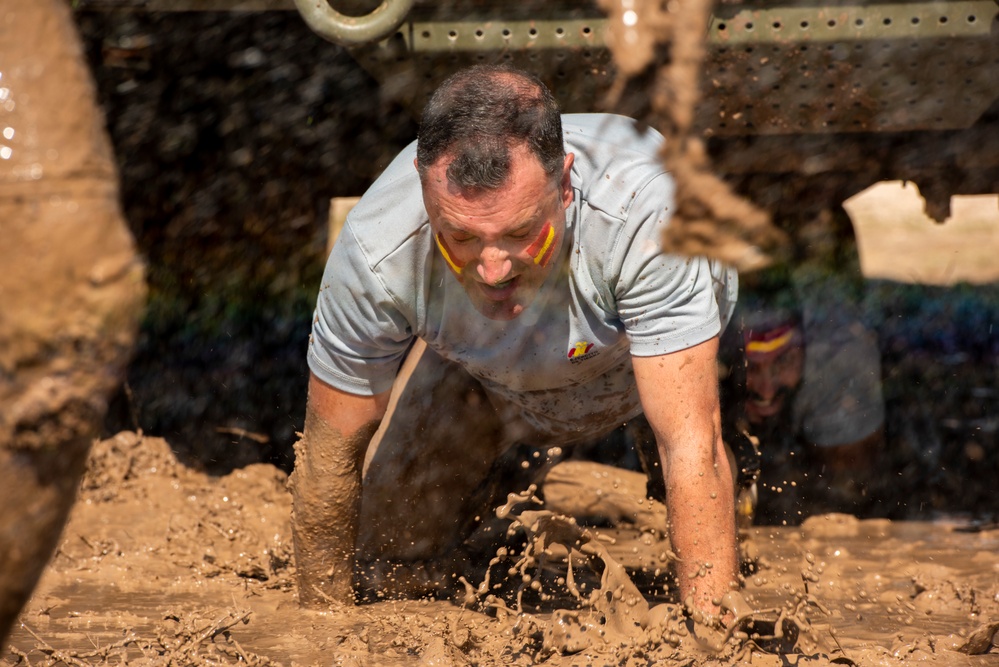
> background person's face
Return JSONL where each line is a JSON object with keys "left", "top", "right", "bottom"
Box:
{"left": 745, "top": 344, "right": 804, "bottom": 424}
{"left": 421, "top": 145, "right": 574, "bottom": 320}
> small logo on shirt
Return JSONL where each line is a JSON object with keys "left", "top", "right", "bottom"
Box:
{"left": 567, "top": 341, "right": 598, "bottom": 364}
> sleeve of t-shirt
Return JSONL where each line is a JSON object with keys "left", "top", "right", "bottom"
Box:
{"left": 307, "top": 222, "right": 414, "bottom": 396}
{"left": 609, "top": 173, "right": 736, "bottom": 356}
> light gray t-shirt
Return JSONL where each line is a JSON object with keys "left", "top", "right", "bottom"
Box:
{"left": 309, "top": 113, "right": 736, "bottom": 440}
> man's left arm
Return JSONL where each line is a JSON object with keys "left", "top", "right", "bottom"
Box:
{"left": 632, "top": 335, "right": 739, "bottom": 619}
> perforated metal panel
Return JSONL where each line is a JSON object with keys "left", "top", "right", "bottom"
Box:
{"left": 79, "top": 0, "right": 999, "bottom": 135}
{"left": 350, "top": 18, "right": 614, "bottom": 119}
{"left": 350, "top": 0, "right": 999, "bottom": 135}
{"left": 701, "top": 2, "right": 999, "bottom": 135}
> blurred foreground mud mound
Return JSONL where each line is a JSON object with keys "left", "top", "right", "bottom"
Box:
{"left": 0, "top": 0, "right": 145, "bottom": 648}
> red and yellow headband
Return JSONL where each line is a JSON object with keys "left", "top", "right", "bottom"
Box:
{"left": 744, "top": 323, "right": 802, "bottom": 360}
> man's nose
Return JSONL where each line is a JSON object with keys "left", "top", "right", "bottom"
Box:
{"left": 476, "top": 246, "right": 512, "bottom": 284}
{"left": 750, "top": 369, "right": 777, "bottom": 399}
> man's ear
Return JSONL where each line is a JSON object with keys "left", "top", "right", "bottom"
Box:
{"left": 560, "top": 153, "right": 575, "bottom": 209}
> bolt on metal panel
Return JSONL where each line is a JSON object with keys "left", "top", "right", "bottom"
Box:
{"left": 402, "top": 19, "right": 605, "bottom": 51}
{"left": 707, "top": 1, "right": 998, "bottom": 44}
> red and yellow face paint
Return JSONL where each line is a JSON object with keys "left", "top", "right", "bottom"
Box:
{"left": 435, "top": 221, "right": 558, "bottom": 277}
{"left": 526, "top": 221, "right": 556, "bottom": 267}
{"left": 434, "top": 233, "right": 466, "bottom": 275}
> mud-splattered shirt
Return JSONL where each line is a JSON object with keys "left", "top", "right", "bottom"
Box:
{"left": 309, "top": 114, "right": 736, "bottom": 440}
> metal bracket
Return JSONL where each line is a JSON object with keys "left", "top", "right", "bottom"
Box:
{"left": 293, "top": 0, "right": 414, "bottom": 46}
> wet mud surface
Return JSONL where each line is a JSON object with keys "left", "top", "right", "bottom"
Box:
{"left": 5, "top": 433, "right": 998, "bottom": 666}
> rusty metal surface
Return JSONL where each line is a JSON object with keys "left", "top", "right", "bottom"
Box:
{"left": 352, "top": 3, "right": 998, "bottom": 135}
{"left": 74, "top": 0, "right": 999, "bottom": 135}
{"left": 702, "top": 1, "right": 999, "bottom": 135}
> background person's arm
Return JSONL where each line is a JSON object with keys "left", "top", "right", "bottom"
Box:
{"left": 632, "top": 336, "right": 739, "bottom": 619}
{"left": 290, "top": 372, "right": 389, "bottom": 608}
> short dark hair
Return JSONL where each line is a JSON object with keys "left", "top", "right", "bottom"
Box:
{"left": 416, "top": 65, "right": 564, "bottom": 189}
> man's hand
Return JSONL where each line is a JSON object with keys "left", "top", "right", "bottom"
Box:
{"left": 633, "top": 336, "right": 739, "bottom": 618}
{"left": 290, "top": 373, "right": 388, "bottom": 608}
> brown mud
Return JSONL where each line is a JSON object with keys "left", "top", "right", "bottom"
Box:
{"left": 5, "top": 433, "right": 998, "bottom": 666}
{"left": 0, "top": 0, "right": 145, "bottom": 646}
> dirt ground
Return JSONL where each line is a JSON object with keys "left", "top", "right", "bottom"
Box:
{"left": 4, "top": 432, "right": 998, "bottom": 666}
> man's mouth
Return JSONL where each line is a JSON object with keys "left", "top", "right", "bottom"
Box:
{"left": 746, "top": 391, "right": 788, "bottom": 421}
{"left": 478, "top": 276, "right": 518, "bottom": 301}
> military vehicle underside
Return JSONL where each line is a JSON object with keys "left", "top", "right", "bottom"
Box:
{"left": 80, "top": 0, "right": 999, "bottom": 236}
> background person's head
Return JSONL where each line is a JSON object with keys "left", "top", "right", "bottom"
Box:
{"left": 416, "top": 65, "right": 574, "bottom": 321}
{"left": 741, "top": 307, "right": 804, "bottom": 424}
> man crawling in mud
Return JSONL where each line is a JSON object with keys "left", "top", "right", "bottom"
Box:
{"left": 291, "top": 64, "right": 739, "bottom": 620}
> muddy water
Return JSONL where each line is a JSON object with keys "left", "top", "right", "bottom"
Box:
{"left": 3, "top": 433, "right": 997, "bottom": 666}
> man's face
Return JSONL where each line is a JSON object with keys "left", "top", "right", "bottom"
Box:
{"left": 744, "top": 340, "right": 804, "bottom": 424}
{"left": 420, "top": 144, "right": 575, "bottom": 321}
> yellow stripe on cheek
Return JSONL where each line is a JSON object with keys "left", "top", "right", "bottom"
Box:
{"left": 531, "top": 223, "right": 555, "bottom": 266}
{"left": 434, "top": 233, "right": 464, "bottom": 275}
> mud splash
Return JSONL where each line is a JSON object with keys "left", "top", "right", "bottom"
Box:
{"left": 3, "top": 433, "right": 998, "bottom": 666}
{"left": 598, "top": 0, "right": 788, "bottom": 271}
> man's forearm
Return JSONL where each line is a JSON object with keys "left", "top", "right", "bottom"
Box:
{"left": 290, "top": 401, "right": 379, "bottom": 607}
{"left": 632, "top": 341, "right": 739, "bottom": 620}
{"left": 664, "top": 443, "right": 739, "bottom": 620}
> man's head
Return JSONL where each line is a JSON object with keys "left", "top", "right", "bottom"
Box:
{"left": 742, "top": 309, "right": 804, "bottom": 424}
{"left": 416, "top": 65, "right": 574, "bottom": 320}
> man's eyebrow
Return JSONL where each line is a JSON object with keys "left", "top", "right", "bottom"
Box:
{"left": 435, "top": 218, "right": 464, "bottom": 232}
{"left": 440, "top": 220, "right": 473, "bottom": 235}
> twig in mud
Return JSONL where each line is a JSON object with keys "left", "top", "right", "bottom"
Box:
{"left": 310, "top": 583, "right": 340, "bottom": 608}
{"left": 8, "top": 645, "right": 32, "bottom": 667}
{"left": 185, "top": 609, "right": 253, "bottom": 649}
{"left": 215, "top": 427, "right": 269, "bottom": 444}
{"left": 200, "top": 517, "right": 236, "bottom": 542}
{"left": 226, "top": 637, "right": 252, "bottom": 664}
{"left": 20, "top": 624, "right": 90, "bottom": 667}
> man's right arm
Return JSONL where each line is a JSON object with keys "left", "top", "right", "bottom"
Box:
{"left": 290, "top": 372, "right": 389, "bottom": 608}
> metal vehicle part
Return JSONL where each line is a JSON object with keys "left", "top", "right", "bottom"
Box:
{"left": 292, "top": 0, "right": 413, "bottom": 46}
{"left": 75, "top": 0, "right": 999, "bottom": 221}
